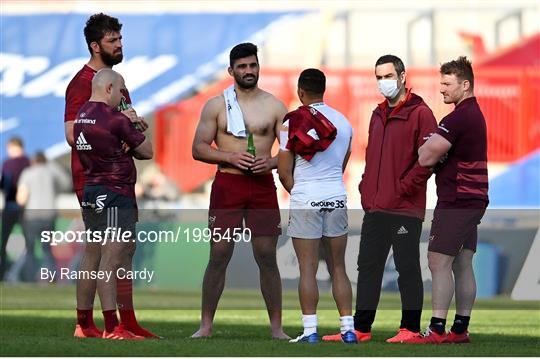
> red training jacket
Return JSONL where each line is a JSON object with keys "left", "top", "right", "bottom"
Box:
{"left": 285, "top": 105, "right": 336, "bottom": 161}
{"left": 360, "top": 89, "right": 437, "bottom": 220}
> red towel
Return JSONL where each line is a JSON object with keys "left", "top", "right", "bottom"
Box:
{"left": 285, "top": 105, "right": 336, "bottom": 161}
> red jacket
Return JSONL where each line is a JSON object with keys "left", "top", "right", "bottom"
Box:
{"left": 360, "top": 90, "right": 437, "bottom": 219}
{"left": 285, "top": 105, "right": 336, "bottom": 161}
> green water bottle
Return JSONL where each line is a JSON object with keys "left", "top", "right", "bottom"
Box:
{"left": 118, "top": 96, "right": 143, "bottom": 131}
{"left": 118, "top": 96, "right": 130, "bottom": 111}
{"left": 247, "top": 133, "right": 256, "bottom": 157}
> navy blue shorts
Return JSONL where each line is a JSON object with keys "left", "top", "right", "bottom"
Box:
{"left": 81, "top": 185, "right": 137, "bottom": 240}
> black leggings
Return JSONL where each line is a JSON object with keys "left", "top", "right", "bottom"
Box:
{"left": 354, "top": 212, "right": 423, "bottom": 332}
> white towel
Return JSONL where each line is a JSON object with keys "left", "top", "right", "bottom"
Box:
{"left": 224, "top": 85, "right": 247, "bottom": 138}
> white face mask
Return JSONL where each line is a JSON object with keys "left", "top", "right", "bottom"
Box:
{"left": 378, "top": 79, "right": 400, "bottom": 99}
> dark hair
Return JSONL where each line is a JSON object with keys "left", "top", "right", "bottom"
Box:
{"left": 440, "top": 56, "right": 474, "bottom": 89}
{"left": 229, "top": 43, "right": 258, "bottom": 67}
{"left": 34, "top": 151, "right": 47, "bottom": 164}
{"left": 375, "top": 54, "right": 406, "bottom": 75}
{"left": 8, "top": 136, "right": 23, "bottom": 148}
{"left": 84, "top": 13, "right": 122, "bottom": 54}
{"left": 298, "top": 68, "right": 326, "bottom": 96}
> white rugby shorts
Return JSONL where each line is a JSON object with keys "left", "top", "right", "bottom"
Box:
{"left": 287, "top": 196, "right": 348, "bottom": 239}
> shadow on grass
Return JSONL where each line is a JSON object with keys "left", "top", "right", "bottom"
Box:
{"left": 1, "top": 314, "right": 539, "bottom": 357}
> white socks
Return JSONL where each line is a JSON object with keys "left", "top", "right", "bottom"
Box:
{"left": 300, "top": 314, "right": 353, "bottom": 336}
{"left": 340, "top": 315, "right": 354, "bottom": 334}
{"left": 302, "top": 314, "right": 317, "bottom": 336}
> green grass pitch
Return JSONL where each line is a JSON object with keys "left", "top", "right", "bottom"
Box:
{"left": 1, "top": 285, "right": 539, "bottom": 356}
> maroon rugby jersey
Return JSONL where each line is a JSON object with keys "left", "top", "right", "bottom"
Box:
{"left": 435, "top": 97, "right": 489, "bottom": 203}
{"left": 73, "top": 101, "right": 144, "bottom": 198}
{"left": 64, "top": 65, "right": 132, "bottom": 194}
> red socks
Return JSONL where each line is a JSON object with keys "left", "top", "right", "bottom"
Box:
{"left": 116, "top": 277, "right": 134, "bottom": 310}
{"left": 117, "top": 278, "right": 144, "bottom": 334}
{"left": 117, "top": 277, "right": 137, "bottom": 329}
{"left": 102, "top": 310, "right": 120, "bottom": 332}
{"left": 80, "top": 278, "right": 158, "bottom": 337}
{"left": 76, "top": 309, "right": 95, "bottom": 329}
{"left": 119, "top": 308, "right": 160, "bottom": 338}
{"left": 119, "top": 308, "right": 137, "bottom": 328}
{"left": 77, "top": 278, "right": 137, "bottom": 334}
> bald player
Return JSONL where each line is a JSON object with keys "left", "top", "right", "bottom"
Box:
{"left": 65, "top": 13, "right": 156, "bottom": 339}
{"left": 74, "top": 69, "right": 153, "bottom": 340}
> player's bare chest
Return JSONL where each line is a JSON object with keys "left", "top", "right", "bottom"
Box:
{"left": 217, "top": 107, "right": 275, "bottom": 136}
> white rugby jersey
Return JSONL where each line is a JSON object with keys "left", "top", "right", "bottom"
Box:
{"left": 285, "top": 102, "right": 353, "bottom": 204}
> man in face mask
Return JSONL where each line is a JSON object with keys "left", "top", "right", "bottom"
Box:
{"left": 324, "top": 55, "right": 437, "bottom": 343}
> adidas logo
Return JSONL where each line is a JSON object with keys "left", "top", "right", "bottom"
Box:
{"left": 397, "top": 226, "right": 408, "bottom": 235}
{"left": 76, "top": 132, "right": 92, "bottom": 151}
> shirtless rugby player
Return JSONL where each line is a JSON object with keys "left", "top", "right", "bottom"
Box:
{"left": 191, "top": 43, "right": 289, "bottom": 340}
